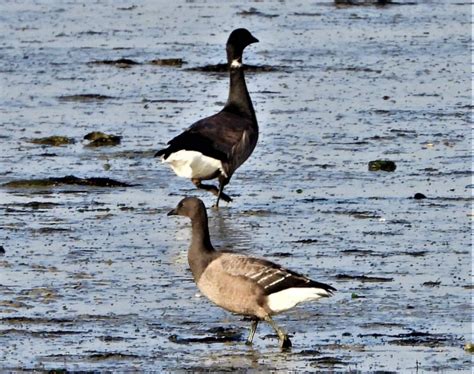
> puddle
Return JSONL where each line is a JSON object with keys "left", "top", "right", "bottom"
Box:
{"left": 0, "top": 0, "right": 470, "bottom": 372}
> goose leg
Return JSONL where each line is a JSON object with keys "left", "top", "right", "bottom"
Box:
{"left": 215, "top": 176, "right": 232, "bottom": 207}
{"left": 192, "top": 179, "right": 232, "bottom": 205}
{"left": 246, "top": 319, "right": 259, "bottom": 345}
{"left": 192, "top": 179, "right": 218, "bottom": 195}
{"left": 264, "top": 316, "right": 292, "bottom": 349}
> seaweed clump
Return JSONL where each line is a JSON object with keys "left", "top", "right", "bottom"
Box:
{"left": 84, "top": 132, "right": 121, "bottom": 147}
{"left": 29, "top": 136, "right": 75, "bottom": 146}
{"left": 149, "top": 58, "right": 186, "bottom": 67}
{"left": 368, "top": 160, "right": 397, "bottom": 172}
{"left": 3, "top": 175, "right": 134, "bottom": 188}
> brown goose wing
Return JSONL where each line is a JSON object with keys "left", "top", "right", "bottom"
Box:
{"left": 218, "top": 253, "right": 336, "bottom": 296}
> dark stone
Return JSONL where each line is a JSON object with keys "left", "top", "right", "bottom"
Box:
{"left": 414, "top": 193, "right": 427, "bottom": 199}
{"left": 422, "top": 280, "right": 441, "bottom": 287}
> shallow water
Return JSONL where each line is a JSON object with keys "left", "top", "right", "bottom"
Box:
{"left": 0, "top": 0, "right": 471, "bottom": 372}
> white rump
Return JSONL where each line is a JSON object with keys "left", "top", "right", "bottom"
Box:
{"left": 267, "top": 287, "right": 331, "bottom": 314}
{"left": 163, "top": 150, "right": 223, "bottom": 179}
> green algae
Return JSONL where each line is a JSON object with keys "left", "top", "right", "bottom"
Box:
{"left": 84, "top": 132, "right": 122, "bottom": 147}
{"left": 29, "top": 136, "right": 75, "bottom": 146}
{"left": 368, "top": 160, "right": 397, "bottom": 172}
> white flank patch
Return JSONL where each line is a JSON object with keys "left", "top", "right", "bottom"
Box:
{"left": 163, "top": 150, "right": 223, "bottom": 179}
{"left": 267, "top": 287, "right": 330, "bottom": 314}
{"left": 230, "top": 59, "right": 242, "bottom": 68}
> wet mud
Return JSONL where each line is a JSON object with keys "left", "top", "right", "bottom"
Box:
{"left": 0, "top": 0, "right": 471, "bottom": 372}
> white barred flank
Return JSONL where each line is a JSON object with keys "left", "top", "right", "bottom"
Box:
{"left": 163, "top": 150, "right": 224, "bottom": 179}
{"left": 267, "top": 287, "right": 331, "bottom": 314}
{"left": 245, "top": 267, "right": 303, "bottom": 289}
{"left": 264, "top": 273, "right": 292, "bottom": 288}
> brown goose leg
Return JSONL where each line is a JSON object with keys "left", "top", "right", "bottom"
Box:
{"left": 264, "top": 316, "right": 292, "bottom": 349}
{"left": 246, "top": 319, "right": 259, "bottom": 345}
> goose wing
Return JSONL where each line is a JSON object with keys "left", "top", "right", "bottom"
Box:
{"left": 218, "top": 253, "right": 336, "bottom": 296}
{"left": 156, "top": 111, "right": 254, "bottom": 163}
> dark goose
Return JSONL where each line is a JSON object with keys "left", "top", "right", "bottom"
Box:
{"left": 155, "top": 28, "right": 259, "bottom": 207}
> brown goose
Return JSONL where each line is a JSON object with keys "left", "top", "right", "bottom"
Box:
{"left": 167, "top": 197, "right": 336, "bottom": 349}
{"left": 155, "top": 29, "right": 259, "bottom": 207}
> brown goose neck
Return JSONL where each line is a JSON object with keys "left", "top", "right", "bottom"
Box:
{"left": 188, "top": 210, "right": 215, "bottom": 282}
{"left": 190, "top": 212, "right": 214, "bottom": 252}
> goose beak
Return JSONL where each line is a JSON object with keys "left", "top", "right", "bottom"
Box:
{"left": 167, "top": 208, "right": 178, "bottom": 216}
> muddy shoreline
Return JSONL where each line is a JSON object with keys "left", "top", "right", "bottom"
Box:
{"left": 0, "top": 0, "right": 471, "bottom": 372}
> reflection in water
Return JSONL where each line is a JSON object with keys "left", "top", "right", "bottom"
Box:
{"left": 203, "top": 346, "right": 262, "bottom": 370}
{"left": 208, "top": 207, "right": 253, "bottom": 253}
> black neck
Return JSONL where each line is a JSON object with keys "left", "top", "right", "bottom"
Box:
{"left": 223, "top": 49, "right": 257, "bottom": 122}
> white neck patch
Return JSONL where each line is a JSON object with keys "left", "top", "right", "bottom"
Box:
{"left": 230, "top": 59, "right": 242, "bottom": 68}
